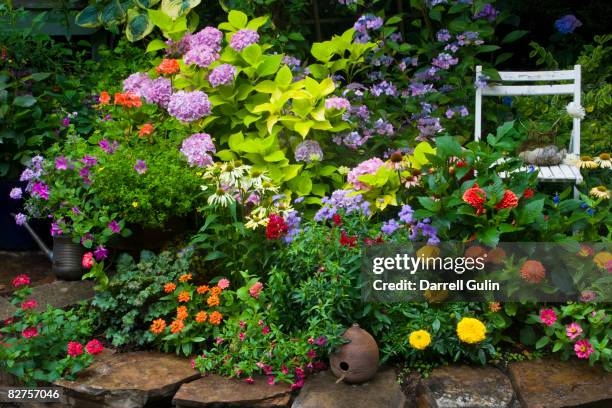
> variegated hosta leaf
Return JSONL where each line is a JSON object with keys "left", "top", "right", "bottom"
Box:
{"left": 161, "top": 0, "right": 201, "bottom": 20}
{"left": 75, "top": 4, "right": 102, "bottom": 28}
{"left": 126, "top": 8, "right": 155, "bottom": 42}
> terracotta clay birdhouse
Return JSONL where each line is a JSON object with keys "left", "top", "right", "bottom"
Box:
{"left": 330, "top": 323, "right": 379, "bottom": 384}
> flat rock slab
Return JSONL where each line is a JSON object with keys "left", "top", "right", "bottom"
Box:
{"left": 55, "top": 350, "right": 200, "bottom": 408}
{"left": 291, "top": 368, "right": 407, "bottom": 408}
{"left": 0, "top": 280, "right": 94, "bottom": 320}
{"left": 0, "top": 251, "right": 53, "bottom": 295}
{"left": 508, "top": 359, "right": 612, "bottom": 408}
{"left": 173, "top": 374, "right": 292, "bottom": 407}
{"left": 419, "top": 365, "right": 515, "bottom": 408}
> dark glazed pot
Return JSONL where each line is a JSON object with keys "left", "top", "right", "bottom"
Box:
{"left": 52, "top": 236, "right": 84, "bottom": 280}
{"left": 330, "top": 323, "right": 379, "bottom": 384}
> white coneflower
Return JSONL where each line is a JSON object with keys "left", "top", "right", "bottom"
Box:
{"left": 246, "top": 169, "right": 271, "bottom": 190}
{"left": 207, "top": 186, "right": 235, "bottom": 207}
{"left": 220, "top": 161, "right": 248, "bottom": 184}
{"left": 589, "top": 186, "right": 611, "bottom": 200}
{"left": 594, "top": 153, "right": 612, "bottom": 168}
{"left": 576, "top": 155, "right": 598, "bottom": 169}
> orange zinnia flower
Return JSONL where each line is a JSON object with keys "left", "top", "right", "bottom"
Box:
{"left": 195, "top": 311, "right": 208, "bottom": 323}
{"left": 150, "top": 318, "right": 166, "bottom": 334}
{"left": 176, "top": 306, "right": 188, "bottom": 320}
{"left": 207, "top": 294, "right": 220, "bottom": 307}
{"left": 138, "top": 123, "right": 154, "bottom": 137}
{"left": 179, "top": 274, "right": 192, "bottom": 283}
{"left": 156, "top": 58, "right": 180, "bottom": 75}
{"left": 178, "top": 291, "right": 191, "bottom": 302}
{"left": 209, "top": 311, "right": 222, "bottom": 325}
{"left": 170, "top": 319, "right": 185, "bottom": 334}
{"left": 164, "top": 282, "right": 177, "bottom": 293}
{"left": 196, "top": 285, "right": 209, "bottom": 294}
{"left": 99, "top": 91, "right": 111, "bottom": 105}
{"left": 210, "top": 286, "right": 222, "bottom": 296}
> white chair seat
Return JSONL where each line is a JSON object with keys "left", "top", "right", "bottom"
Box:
{"left": 498, "top": 164, "right": 583, "bottom": 183}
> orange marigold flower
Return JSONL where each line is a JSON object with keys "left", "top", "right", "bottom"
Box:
{"left": 209, "top": 311, "right": 223, "bottom": 325}
{"left": 210, "top": 286, "right": 222, "bottom": 296}
{"left": 178, "top": 291, "right": 191, "bottom": 302}
{"left": 495, "top": 190, "right": 519, "bottom": 210}
{"left": 196, "top": 285, "right": 210, "bottom": 294}
{"left": 179, "top": 274, "right": 192, "bottom": 283}
{"left": 195, "top": 311, "right": 208, "bottom": 323}
{"left": 150, "top": 318, "right": 166, "bottom": 335}
{"left": 520, "top": 260, "right": 546, "bottom": 284}
{"left": 164, "top": 282, "right": 177, "bottom": 293}
{"left": 99, "top": 91, "right": 111, "bottom": 105}
{"left": 207, "top": 294, "right": 220, "bottom": 307}
{"left": 138, "top": 123, "right": 154, "bottom": 137}
{"left": 176, "top": 306, "right": 188, "bottom": 320}
{"left": 463, "top": 183, "right": 486, "bottom": 214}
{"left": 170, "top": 319, "right": 185, "bottom": 334}
{"left": 156, "top": 58, "right": 180, "bottom": 75}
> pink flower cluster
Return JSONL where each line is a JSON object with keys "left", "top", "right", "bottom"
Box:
{"left": 230, "top": 29, "right": 260, "bottom": 51}
{"left": 180, "top": 133, "right": 216, "bottom": 167}
{"left": 347, "top": 157, "right": 386, "bottom": 190}
{"left": 208, "top": 64, "right": 236, "bottom": 87}
{"left": 67, "top": 339, "right": 104, "bottom": 357}
{"left": 325, "top": 97, "right": 351, "bottom": 111}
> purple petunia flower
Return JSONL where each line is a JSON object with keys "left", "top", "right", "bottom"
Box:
{"left": 50, "top": 222, "right": 63, "bottom": 237}
{"left": 208, "top": 64, "right": 236, "bottom": 87}
{"left": 134, "top": 159, "right": 147, "bottom": 174}
{"left": 82, "top": 155, "right": 97, "bottom": 167}
{"left": 31, "top": 182, "right": 49, "bottom": 200}
{"left": 180, "top": 133, "right": 216, "bottom": 167}
{"left": 93, "top": 245, "right": 108, "bottom": 261}
{"left": 9, "top": 187, "right": 22, "bottom": 200}
{"left": 99, "top": 139, "right": 119, "bottom": 154}
{"left": 230, "top": 29, "right": 260, "bottom": 51}
{"left": 55, "top": 156, "right": 68, "bottom": 170}
{"left": 295, "top": 140, "right": 324, "bottom": 163}
{"left": 108, "top": 220, "right": 120, "bottom": 234}
{"left": 555, "top": 15, "right": 582, "bottom": 34}
{"left": 167, "top": 91, "right": 212, "bottom": 122}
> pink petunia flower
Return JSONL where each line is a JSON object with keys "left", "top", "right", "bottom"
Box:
{"left": 574, "top": 339, "right": 594, "bottom": 359}
{"left": 539, "top": 308, "right": 557, "bottom": 326}
{"left": 21, "top": 299, "right": 37, "bottom": 310}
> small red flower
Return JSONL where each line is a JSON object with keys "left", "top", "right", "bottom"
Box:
{"left": 98, "top": 91, "right": 111, "bottom": 105}
{"left": 22, "top": 327, "right": 38, "bottom": 339}
{"left": 332, "top": 214, "right": 343, "bottom": 226}
{"left": 520, "top": 260, "right": 546, "bottom": 284}
{"left": 20, "top": 299, "right": 37, "bottom": 311}
{"left": 85, "top": 339, "right": 104, "bottom": 355}
{"left": 138, "top": 123, "right": 154, "bottom": 137}
{"left": 82, "top": 252, "right": 94, "bottom": 269}
{"left": 12, "top": 274, "right": 30, "bottom": 288}
{"left": 522, "top": 188, "right": 535, "bottom": 199}
{"left": 495, "top": 190, "right": 519, "bottom": 210}
{"left": 156, "top": 58, "right": 180, "bottom": 75}
{"left": 462, "top": 183, "right": 486, "bottom": 214}
{"left": 249, "top": 282, "right": 263, "bottom": 299}
{"left": 339, "top": 230, "right": 357, "bottom": 248}
{"left": 364, "top": 235, "right": 385, "bottom": 246}
{"left": 266, "top": 214, "right": 288, "bottom": 240}
{"left": 67, "top": 341, "right": 84, "bottom": 357}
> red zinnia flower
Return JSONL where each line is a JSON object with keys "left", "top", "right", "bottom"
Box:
{"left": 462, "top": 183, "right": 486, "bottom": 214}
{"left": 85, "top": 339, "right": 104, "bottom": 355}
{"left": 339, "top": 230, "right": 357, "bottom": 248}
{"left": 266, "top": 214, "right": 288, "bottom": 240}
{"left": 11, "top": 274, "right": 30, "bottom": 288}
{"left": 67, "top": 341, "right": 84, "bottom": 357}
{"left": 496, "top": 190, "right": 519, "bottom": 210}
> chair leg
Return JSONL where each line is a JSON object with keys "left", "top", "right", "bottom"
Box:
{"left": 573, "top": 184, "right": 580, "bottom": 200}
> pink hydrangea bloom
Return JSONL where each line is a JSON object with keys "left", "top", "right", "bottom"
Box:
{"left": 347, "top": 157, "right": 386, "bottom": 190}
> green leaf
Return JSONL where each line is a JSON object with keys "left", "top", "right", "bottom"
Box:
{"left": 228, "top": 10, "right": 248, "bottom": 28}
{"left": 126, "top": 9, "right": 154, "bottom": 42}
{"left": 502, "top": 30, "right": 529, "bottom": 44}
{"left": 476, "top": 45, "right": 501, "bottom": 54}
{"left": 13, "top": 95, "right": 37, "bottom": 107}
{"left": 535, "top": 336, "right": 550, "bottom": 349}
{"left": 385, "top": 15, "right": 403, "bottom": 25}
{"left": 311, "top": 42, "right": 332, "bottom": 63}
{"left": 29, "top": 72, "right": 51, "bottom": 81}
{"left": 242, "top": 44, "right": 262, "bottom": 65}
{"left": 246, "top": 15, "right": 267, "bottom": 30}
{"left": 75, "top": 5, "right": 101, "bottom": 28}
{"left": 146, "top": 39, "right": 168, "bottom": 53}
{"left": 257, "top": 54, "right": 283, "bottom": 77}
{"left": 552, "top": 341, "right": 564, "bottom": 353}
{"left": 288, "top": 174, "right": 312, "bottom": 195}
{"left": 136, "top": 0, "right": 161, "bottom": 7}
{"left": 263, "top": 151, "right": 285, "bottom": 162}
{"left": 307, "top": 64, "right": 328, "bottom": 79}
{"left": 102, "top": 0, "right": 126, "bottom": 28}
{"left": 435, "top": 135, "right": 462, "bottom": 158}
{"left": 477, "top": 227, "right": 500, "bottom": 247}
{"left": 274, "top": 65, "right": 293, "bottom": 88}
{"left": 517, "top": 199, "right": 544, "bottom": 225}
{"left": 160, "top": 0, "right": 201, "bottom": 20}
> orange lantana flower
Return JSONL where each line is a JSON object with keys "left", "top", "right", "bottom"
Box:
{"left": 179, "top": 274, "right": 192, "bottom": 283}
{"left": 207, "top": 294, "right": 220, "bottom": 307}
{"left": 209, "top": 311, "right": 223, "bottom": 325}
{"left": 196, "top": 285, "right": 209, "bottom": 294}
{"left": 210, "top": 286, "right": 222, "bottom": 296}
{"left": 176, "top": 306, "right": 188, "bottom": 320}
{"left": 156, "top": 58, "right": 180, "bottom": 75}
{"left": 164, "top": 282, "right": 177, "bottom": 293}
{"left": 170, "top": 319, "right": 185, "bottom": 333}
{"left": 178, "top": 291, "right": 191, "bottom": 302}
{"left": 99, "top": 91, "right": 111, "bottom": 105}
{"left": 150, "top": 318, "right": 166, "bottom": 335}
{"left": 138, "top": 123, "right": 154, "bottom": 137}
{"left": 195, "top": 311, "right": 208, "bottom": 323}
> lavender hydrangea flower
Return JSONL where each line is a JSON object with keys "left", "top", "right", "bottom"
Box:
{"left": 381, "top": 219, "right": 400, "bottom": 235}
{"left": 432, "top": 53, "right": 459, "bottom": 69}
{"left": 123, "top": 72, "right": 151, "bottom": 95}
{"left": 294, "top": 140, "right": 323, "bottom": 163}
{"left": 348, "top": 158, "right": 385, "bottom": 190}
{"left": 436, "top": 29, "right": 451, "bottom": 42}
{"left": 183, "top": 46, "right": 219, "bottom": 68}
{"left": 417, "top": 117, "right": 444, "bottom": 139}
{"left": 555, "top": 15, "right": 582, "bottom": 34}
{"left": 282, "top": 55, "right": 301, "bottom": 69}
{"left": 167, "top": 91, "right": 212, "bottom": 122}
{"left": 370, "top": 81, "right": 397, "bottom": 97}
{"left": 20, "top": 168, "right": 36, "bottom": 182}
{"left": 9, "top": 187, "right": 22, "bottom": 199}
{"left": 180, "top": 133, "right": 216, "bottom": 167}
{"left": 230, "top": 29, "right": 260, "bottom": 51}
{"left": 325, "top": 97, "right": 351, "bottom": 110}
{"left": 474, "top": 74, "right": 489, "bottom": 89}
{"left": 134, "top": 159, "right": 147, "bottom": 175}
{"left": 474, "top": 4, "right": 499, "bottom": 21}
{"left": 208, "top": 64, "right": 236, "bottom": 87}
{"left": 333, "top": 131, "right": 369, "bottom": 149}
{"left": 15, "top": 213, "right": 27, "bottom": 226}
{"left": 141, "top": 77, "right": 173, "bottom": 107}
{"left": 187, "top": 27, "right": 223, "bottom": 52}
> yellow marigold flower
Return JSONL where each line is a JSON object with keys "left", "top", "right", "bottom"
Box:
{"left": 150, "top": 318, "right": 166, "bottom": 335}
{"left": 207, "top": 294, "right": 220, "bottom": 307}
{"left": 594, "top": 251, "right": 612, "bottom": 269}
{"left": 178, "top": 291, "right": 190, "bottom": 302}
{"left": 456, "top": 317, "right": 486, "bottom": 344}
{"left": 170, "top": 319, "right": 185, "bottom": 334}
{"left": 195, "top": 311, "right": 208, "bottom": 323}
{"left": 210, "top": 286, "right": 222, "bottom": 296}
{"left": 209, "top": 311, "right": 223, "bottom": 325}
{"left": 196, "top": 285, "right": 209, "bottom": 294}
{"left": 176, "top": 306, "right": 188, "bottom": 320}
{"left": 164, "top": 282, "right": 176, "bottom": 293}
{"left": 179, "top": 273, "right": 192, "bottom": 282}
{"left": 408, "top": 330, "right": 431, "bottom": 350}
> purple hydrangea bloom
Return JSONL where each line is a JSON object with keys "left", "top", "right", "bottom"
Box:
{"left": 108, "top": 220, "right": 120, "bottom": 234}
{"left": 9, "top": 187, "right": 22, "bottom": 200}
{"left": 282, "top": 55, "right": 301, "bottom": 68}
{"left": 436, "top": 29, "right": 451, "bottom": 42}
{"left": 474, "top": 4, "right": 499, "bottom": 21}
{"left": 555, "top": 15, "right": 582, "bottom": 34}
{"left": 417, "top": 117, "right": 444, "bottom": 139}
{"left": 15, "top": 213, "right": 27, "bottom": 226}
{"left": 208, "top": 64, "right": 237, "bottom": 87}
{"left": 99, "top": 139, "right": 119, "bottom": 154}
{"left": 409, "top": 82, "right": 435, "bottom": 97}
{"left": 55, "top": 156, "right": 68, "bottom": 170}
{"left": 325, "top": 97, "right": 351, "bottom": 110}
{"left": 348, "top": 158, "right": 385, "bottom": 190}
{"left": 398, "top": 205, "right": 414, "bottom": 223}
{"left": 31, "top": 182, "right": 49, "bottom": 200}
{"left": 123, "top": 72, "right": 151, "bottom": 95}
{"left": 141, "top": 77, "right": 173, "bottom": 107}
{"left": 183, "top": 46, "right": 219, "bottom": 68}
{"left": 333, "top": 131, "right": 370, "bottom": 149}
{"left": 230, "top": 29, "right": 260, "bottom": 52}
{"left": 187, "top": 27, "right": 223, "bottom": 52}
{"left": 294, "top": 140, "right": 323, "bottom": 163}
{"left": 354, "top": 14, "right": 383, "bottom": 33}
{"left": 370, "top": 81, "right": 397, "bottom": 97}
{"left": 93, "top": 245, "right": 108, "bottom": 261}
{"left": 432, "top": 53, "right": 459, "bottom": 69}
{"left": 167, "top": 91, "right": 212, "bottom": 122}
{"left": 474, "top": 74, "right": 489, "bottom": 89}
{"left": 381, "top": 219, "right": 401, "bottom": 235}
{"left": 180, "top": 133, "right": 216, "bottom": 167}
{"left": 314, "top": 189, "right": 370, "bottom": 221}
{"left": 134, "top": 159, "right": 147, "bottom": 174}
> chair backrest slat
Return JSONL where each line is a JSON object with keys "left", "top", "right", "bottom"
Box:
{"left": 482, "top": 84, "right": 575, "bottom": 96}
{"left": 498, "top": 70, "right": 576, "bottom": 81}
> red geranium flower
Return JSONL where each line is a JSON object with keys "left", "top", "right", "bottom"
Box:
{"left": 155, "top": 58, "right": 180, "bottom": 75}
{"left": 495, "top": 190, "right": 519, "bottom": 210}
{"left": 266, "top": 214, "right": 288, "bottom": 240}
{"left": 138, "top": 123, "right": 154, "bottom": 137}
{"left": 462, "top": 183, "right": 486, "bottom": 214}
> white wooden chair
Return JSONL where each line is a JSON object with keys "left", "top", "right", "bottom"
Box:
{"left": 474, "top": 65, "right": 583, "bottom": 196}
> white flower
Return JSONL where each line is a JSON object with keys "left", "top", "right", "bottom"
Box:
{"left": 566, "top": 102, "right": 585, "bottom": 120}
{"left": 207, "top": 186, "right": 235, "bottom": 207}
